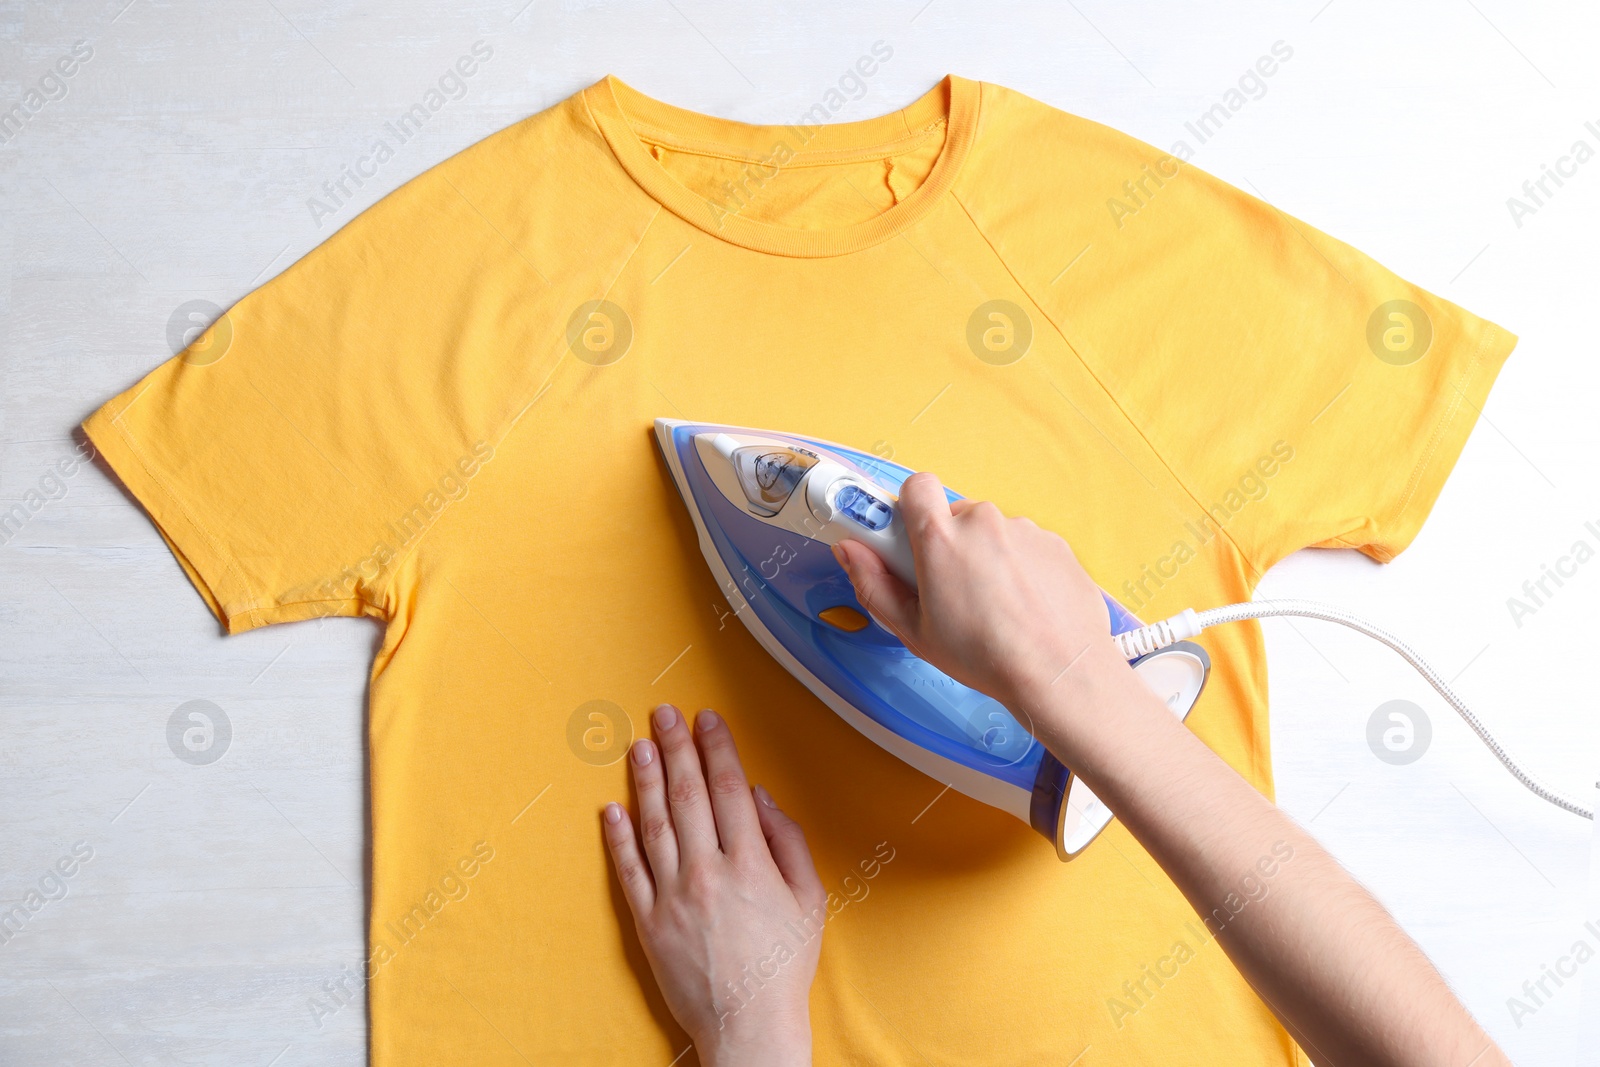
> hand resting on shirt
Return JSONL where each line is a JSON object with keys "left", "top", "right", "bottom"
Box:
{"left": 603, "top": 473, "right": 1511, "bottom": 1067}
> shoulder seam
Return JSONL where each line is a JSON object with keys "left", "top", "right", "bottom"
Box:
{"left": 948, "top": 188, "right": 1263, "bottom": 583}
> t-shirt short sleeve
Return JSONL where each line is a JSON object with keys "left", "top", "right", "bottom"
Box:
{"left": 1055, "top": 145, "right": 1516, "bottom": 573}
{"left": 83, "top": 165, "right": 527, "bottom": 633}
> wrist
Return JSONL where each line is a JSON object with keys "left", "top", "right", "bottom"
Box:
{"left": 1004, "top": 637, "right": 1132, "bottom": 720}
{"left": 697, "top": 1011, "right": 812, "bottom": 1067}
{"left": 1006, "top": 638, "right": 1173, "bottom": 766}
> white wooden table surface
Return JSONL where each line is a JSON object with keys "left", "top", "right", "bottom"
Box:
{"left": 3, "top": 2, "right": 1597, "bottom": 1064}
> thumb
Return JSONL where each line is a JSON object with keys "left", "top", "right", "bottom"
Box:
{"left": 833, "top": 539, "right": 920, "bottom": 644}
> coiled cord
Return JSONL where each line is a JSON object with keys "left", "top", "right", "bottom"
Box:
{"left": 1116, "top": 599, "right": 1594, "bottom": 821}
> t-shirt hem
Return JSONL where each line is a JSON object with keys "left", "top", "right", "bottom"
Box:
{"left": 1365, "top": 322, "right": 1517, "bottom": 563}
{"left": 83, "top": 402, "right": 268, "bottom": 635}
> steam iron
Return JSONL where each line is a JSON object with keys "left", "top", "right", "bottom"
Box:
{"left": 655, "top": 420, "right": 1210, "bottom": 859}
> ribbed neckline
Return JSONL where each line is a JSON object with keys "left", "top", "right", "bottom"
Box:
{"left": 583, "top": 74, "right": 979, "bottom": 258}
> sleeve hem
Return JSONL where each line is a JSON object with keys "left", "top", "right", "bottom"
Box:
{"left": 1365, "top": 323, "right": 1517, "bottom": 563}
{"left": 83, "top": 404, "right": 270, "bottom": 635}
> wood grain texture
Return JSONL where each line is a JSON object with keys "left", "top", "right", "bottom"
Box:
{"left": 2, "top": 1, "right": 1597, "bottom": 1064}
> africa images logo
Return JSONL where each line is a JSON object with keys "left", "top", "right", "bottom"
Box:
{"left": 167, "top": 700, "right": 231, "bottom": 766}
{"left": 0, "top": 40, "right": 93, "bottom": 146}
{"left": 306, "top": 41, "right": 494, "bottom": 227}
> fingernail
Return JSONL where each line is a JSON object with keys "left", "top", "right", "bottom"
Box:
{"left": 632, "top": 739, "right": 654, "bottom": 766}
{"left": 696, "top": 708, "right": 719, "bottom": 733}
{"left": 603, "top": 802, "right": 623, "bottom": 824}
{"left": 830, "top": 543, "right": 846, "bottom": 566}
{"left": 753, "top": 784, "right": 776, "bottom": 808}
{"left": 653, "top": 704, "right": 677, "bottom": 730}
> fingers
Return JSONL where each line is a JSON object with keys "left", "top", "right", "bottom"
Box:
{"left": 692, "top": 709, "right": 764, "bottom": 858}
{"left": 602, "top": 801, "right": 655, "bottom": 915}
{"left": 616, "top": 713, "right": 823, "bottom": 919}
{"left": 955, "top": 498, "right": 1006, "bottom": 533}
{"left": 652, "top": 704, "right": 720, "bottom": 862}
{"left": 833, "top": 540, "right": 919, "bottom": 643}
{"left": 896, "top": 472, "right": 951, "bottom": 545}
{"left": 630, "top": 736, "right": 679, "bottom": 879}
{"left": 752, "top": 785, "right": 825, "bottom": 910}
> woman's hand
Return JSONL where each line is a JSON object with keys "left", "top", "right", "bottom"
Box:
{"left": 834, "top": 474, "right": 1512, "bottom": 1067}
{"left": 603, "top": 704, "right": 824, "bottom": 1067}
{"left": 833, "top": 471, "right": 1126, "bottom": 716}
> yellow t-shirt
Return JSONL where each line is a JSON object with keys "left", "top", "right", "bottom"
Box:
{"left": 85, "top": 73, "right": 1513, "bottom": 1065}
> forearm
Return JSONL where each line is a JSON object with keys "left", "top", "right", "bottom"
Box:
{"left": 1016, "top": 645, "right": 1508, "bottom": 1067}
{"left": 832, "top": 480, "right": 1509, "bottom": 1063}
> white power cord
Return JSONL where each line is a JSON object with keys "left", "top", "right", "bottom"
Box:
{"left": 1113, "top": 599, "right": 1594, "bottom": 821}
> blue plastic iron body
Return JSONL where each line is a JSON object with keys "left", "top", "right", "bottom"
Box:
{"left": 654, "top": 420, "right": 1208, "bottom": 859}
